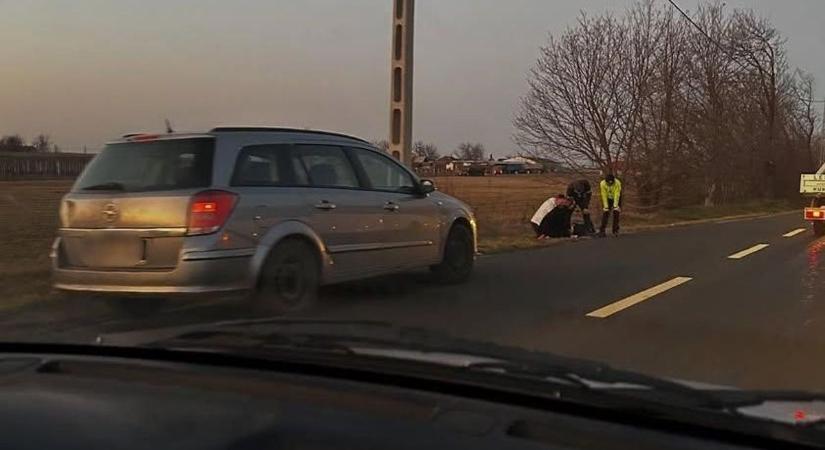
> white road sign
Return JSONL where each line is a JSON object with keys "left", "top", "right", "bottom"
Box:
{"left": 800, "top": 174, "right": 825, "bottom": 194}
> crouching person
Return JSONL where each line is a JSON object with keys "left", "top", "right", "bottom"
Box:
{"left": 530, "top": 194, "right": 573, "bottom": 239}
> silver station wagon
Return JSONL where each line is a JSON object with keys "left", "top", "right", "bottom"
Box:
{"left": 52, "top": 127, "right": 477, "bottom": 313}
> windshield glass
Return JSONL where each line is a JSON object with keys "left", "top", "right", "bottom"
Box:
{"left": 75, "top": 138, "right": 214, "bottom": 192}
{"left": 3, "top": 0, "right": 825, "bottom": 439}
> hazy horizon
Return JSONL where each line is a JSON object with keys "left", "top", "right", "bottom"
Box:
{"left": 2, "top": 0, "right": 824, "bottom": 156}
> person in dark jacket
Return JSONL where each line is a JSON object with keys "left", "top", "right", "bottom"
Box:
{"left": 566, "top": 179, "right": 595, "bottom": 234}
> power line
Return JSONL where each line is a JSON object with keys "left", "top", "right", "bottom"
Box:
{"left": 664, "top": 0, "right": 750, "bottom": 74}
{"left": 664, "top": 0, "right": 825, "bottom": 104}
{"left": 665, "top": 0, "right": 719, "bottom": 51}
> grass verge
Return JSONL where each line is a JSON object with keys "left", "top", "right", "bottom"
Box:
{"left": 478, "top": 200, "right": 798, "bottom": 254}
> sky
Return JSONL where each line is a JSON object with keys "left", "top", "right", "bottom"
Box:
{"left": 1, "top": 0, "right": 824, "bottom": 156}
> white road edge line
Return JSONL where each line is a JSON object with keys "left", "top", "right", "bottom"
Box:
{"left": 727, "top": 243, "right": 770, "bottom": 259}
{"left": 586, "top": 277, "right": 693, "bottom": 319}
{"left": 783, "top": 228, "right": 806, "bottom": 238}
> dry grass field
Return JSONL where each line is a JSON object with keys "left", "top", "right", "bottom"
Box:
{"left": 433, "top": 174, "right": 796, "bottom": 251}
{"left": 0, "top": 177, "right": 794, "bottom": 309}
{"left": 433, "top": 174, "right": 585, "bottom": 237}
{"left": 0, "top": 180, "right": 72, "bottom": 310}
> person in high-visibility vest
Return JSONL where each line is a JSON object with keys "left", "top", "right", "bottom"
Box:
{"left": 599, "top": 173, "right": 622, "bottom": 237}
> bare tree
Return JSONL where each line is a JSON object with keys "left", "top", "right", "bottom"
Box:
{"left": 515, "top": 0, "right": 814, "bottom": 208}
{"left": 0, "top": 135, "right": 24, "bottom": 152}
{"left": 729, "top": 9, "right": 791, "bottom": 197}
{"left": 32, "top": 134, "right": 51, "bottom": 153}
{"left": 514, "top": 13, "right": 635, "bottom": 173}
{"left": 454, "top": 142, "right": 485, "bottom": 161}
{"left": 627, "top": 1, "right": 693, "bottom": 206}
{"left": 683, "top": 2, "right": 741, "bottom": 205}
{"left": 785, "top": 70, "right": 818, "bottom": 174}
{"left": 371, "top": 139, "right": 390, "bottom": 151}
{"left": 412, "top": 141, "right": 440, "bottom": 160}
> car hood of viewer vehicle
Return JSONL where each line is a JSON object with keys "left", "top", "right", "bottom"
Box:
{"left": 96, "top": 318, "right": 825, "bottom": 430}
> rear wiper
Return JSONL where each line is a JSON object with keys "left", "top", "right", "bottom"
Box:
{"left": 82, "top": 182, "right": 126, "bottom": 191}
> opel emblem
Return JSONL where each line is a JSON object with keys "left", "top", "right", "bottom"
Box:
{"left": 102, "top": 203, "right": 119, "bottom": 223}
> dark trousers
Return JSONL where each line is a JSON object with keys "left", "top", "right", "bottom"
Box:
{"left": 573, "top": 193, "right": 595, "bottom": 233}
{"left": 600, "top": 198, "right": 621, "bottom": 234}
{"left": 533, "top": 209, "right": 572, "bottom": 237}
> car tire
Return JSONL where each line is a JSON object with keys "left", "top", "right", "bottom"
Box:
{"left": 431, "top": 223, "right": 474, "bottom": 284}
{"left": 814, "top": 221, "right": 825, "bottom": 237}
{"left": 104, "top": 297, "right": 165, "bottom": 318}
{"left": 253, "top": 238, "right": 320, "bottom": 315}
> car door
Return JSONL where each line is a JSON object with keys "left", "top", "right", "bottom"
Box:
{"left": 292, "top": 144, "right": 386, "bottom": 282}
{"left": 348, "top": 147, "right": 441, "bottom": 269}
{"left": 226, "top": 144, "right": 311, "bottom": 248}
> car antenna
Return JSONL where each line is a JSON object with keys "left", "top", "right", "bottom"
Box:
{"left": 164, "top": 118, "right": 175, "bottom": 134}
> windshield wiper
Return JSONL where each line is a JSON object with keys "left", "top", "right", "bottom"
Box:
{"left": 81, "top": 181, "right": 126, "bottom": 191}
{"left": 98, "top": 320, "right": 726, "bottom": 405}
{"left": 97, "top": 319, "right": 825, "bottom": 417}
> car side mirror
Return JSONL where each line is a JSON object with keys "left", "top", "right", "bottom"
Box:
{"left": 419, "top": 179, "right": 436, "bottom": 195}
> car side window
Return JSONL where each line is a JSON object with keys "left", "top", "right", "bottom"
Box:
{"left": 351, "top": 148, "right": 416, "bottom": 193}
{"left": 232, "top": 144, "right": 304, "bottom": 186}
{"left": 294, "top": 145, "right": 359, "bottom": 188}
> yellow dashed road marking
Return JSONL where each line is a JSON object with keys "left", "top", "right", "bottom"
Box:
{"left": 783, "top": 228, "right": 806, "bottom": 238}
{"left": 586, "top": 277, "right": 693, "bottom": 319}
{"left": 727, "top": 244, "right": 769, "bottom": 259}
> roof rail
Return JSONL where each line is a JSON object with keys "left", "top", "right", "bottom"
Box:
{"left": 121, "top": 132, "right": 163, "bottom": 141}
{"left": 209, "top": 127, "right": 370, "bottom": 144}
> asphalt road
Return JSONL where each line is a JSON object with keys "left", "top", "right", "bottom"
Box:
{"left": 4, "top": 211, "right": 824, "bottom": 391}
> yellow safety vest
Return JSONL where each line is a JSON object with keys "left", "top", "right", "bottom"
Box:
{"left": 600, "top": 179, "right": 622, "bottom": 209}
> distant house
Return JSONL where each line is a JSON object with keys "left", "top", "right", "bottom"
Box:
{"left": 533, "top": 158, "right": 561, "bottom": 173}
{"left": 414, "top": 155, "right": 515, "bottom": 177}
{"left": 412, "top": 158, "right": 434, "bottom": 176}
{"left": 468, "top": 162, "right": 491, "bottom": 176}
{"left": 433, "top": 156, "right": 457, "bottom": 175}
{"left": 496, "top": 157, "right": 545, "bottom": 174}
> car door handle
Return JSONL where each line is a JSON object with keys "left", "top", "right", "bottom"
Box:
{"left": 383, "top": 202, "right": 400, "bottom": 212}
{"left": 314, "top": 201, "right": 337, "bottom": 210}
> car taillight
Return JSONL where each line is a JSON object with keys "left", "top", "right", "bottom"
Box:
{"left": 187, "top": 190, "right": 238, "bottom": 235}
{"left": 805, "top": 208, "right": 825, "bottom": 221}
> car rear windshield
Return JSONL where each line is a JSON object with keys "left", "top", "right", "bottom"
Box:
{"left": 75, "top": 138, "right": 214, "bottom": 192}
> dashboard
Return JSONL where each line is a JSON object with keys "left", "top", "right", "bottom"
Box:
{"left": 0, "top": 352, "right": 798, "bottom": 450}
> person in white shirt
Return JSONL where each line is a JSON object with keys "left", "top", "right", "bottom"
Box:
{"left": 530, "top": 194, "right": 573, "bottom": 239}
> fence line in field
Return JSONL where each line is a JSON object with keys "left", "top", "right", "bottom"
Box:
{"left": 0, "top": 154, "right": 92, "bottom": 179}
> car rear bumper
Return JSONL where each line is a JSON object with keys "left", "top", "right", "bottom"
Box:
{"left": 52, "top": 242, "right": 254, "bottom": 295}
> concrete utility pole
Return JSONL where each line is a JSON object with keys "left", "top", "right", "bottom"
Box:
{"left": 389, "top": 0, "right": 414, "bottom": 164}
